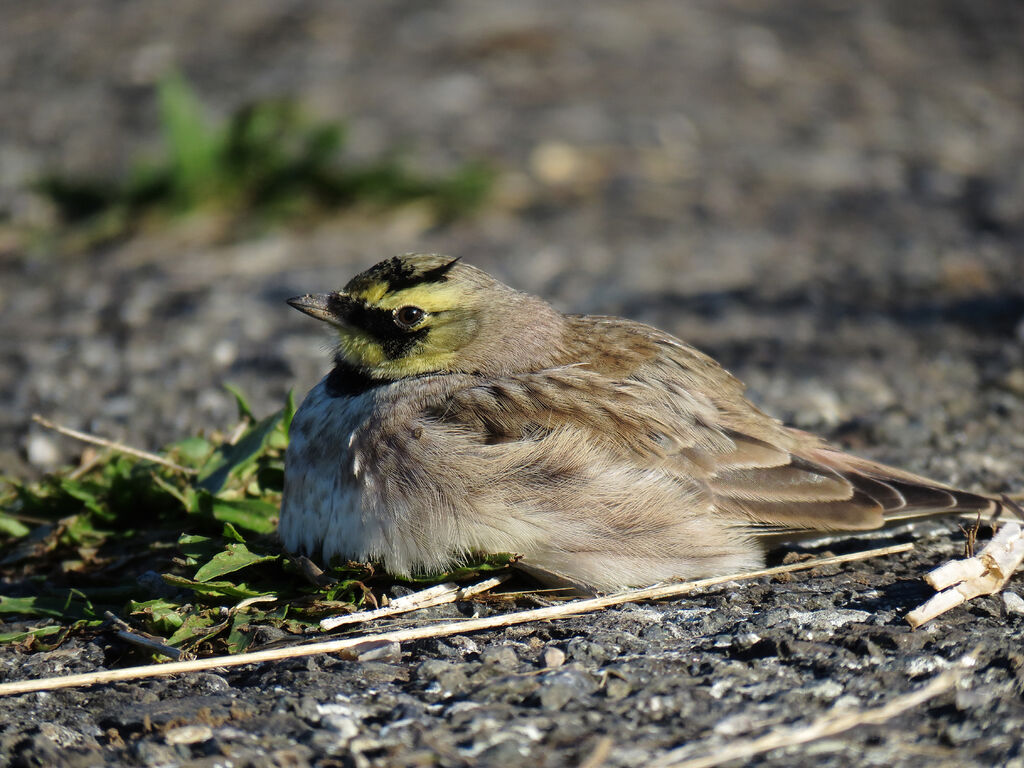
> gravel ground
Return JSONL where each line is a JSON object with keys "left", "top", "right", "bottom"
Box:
{"left": 3, "top": 2, "right": 1024, "bottom": 766}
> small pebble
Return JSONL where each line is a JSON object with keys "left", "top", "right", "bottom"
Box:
{"left": 605, "top": 677, "right": 631, "bottom": 700}
{"left": 356, "top": 641, "right": 401, "bottom": 662}
{"left": 480, "top": 645, "right": 518, "bottom": 669}
{"left": 321, "top": 715, "right": 358, "bottom": 740}
{"left": 543, "top": 647, "right": 566, "bottom": 669}
{"left": 164, "top": 725, "right": 212, "bottom": 745}
{"left": 1003, "top": 591, "right": 1024, "bottom": 615}
{"left": 26, "top": 433, "right": 60, "bottom": 467}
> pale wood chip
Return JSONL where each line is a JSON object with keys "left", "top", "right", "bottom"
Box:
{"left": 907, "top": 522, "right": 1024, "bottom": 628}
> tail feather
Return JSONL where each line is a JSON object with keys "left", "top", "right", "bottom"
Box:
{"left": 722, "top": 443, "right": 1010, "bottom": 540}
{"left": 818, "top": 449, "right": 1002, "bottom": 521}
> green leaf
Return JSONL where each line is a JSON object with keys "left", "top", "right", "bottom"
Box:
{"left": 57, "top": 479, "right": 106, "bottom": 516}
{"left": 221, "top": 522, "right": 246, "bottom": 543}
{"left": 127, "top": 598, "right": 185, "bottom": 634}
{"left": 403, "top": 552, "right": 517, "bottom": 583}
{"left": 223, "top": 383, "right": 256, "bottom": 421}
{"left": 167, "top": 436, "right": 215, "bottom": 467}
{"left": 0, "top": 513, "right": 31, "bottom": 538}
{"left": 177, "top": 533, "right": 218, "bottom": 563}
{"left": 162, "top": 574, "right": 274, "bottom": 600}
{"left": 0, "top": 595, "right": 68, "bottom": 619}
{"left": 276, "top": 393, "right": 296, "bottom": 442}
{"left": 281, "top": 389, "right": 296, "bottom": 434}
{"left": 208, "top": 496, "right": 278, "bottom": 534}
{"left": 150, "top": 472, "right": 194, "bottom": 512}
{"left": 194, "top": 542, "right": 278, "bottom": 582}
{"left": 196, "top": 410, "right": 284, "bottom": 493}
{"left": 0, "top": 625, "right": 66, "bottom": 644}
{"left": 62, "top": 514, "right": 110, "bottom": 546}
{"left": 322, "top": 579, "right": 372, "bottom": 607}
{"left": 0, "top": 591, "right": 100, "bottom": 621}
{"left": 267, "top": 429, "right": 289, "bottom": 452}
{"left": 166, "top": 610, "right": 219, "bottom": 648}
{"left": 227, "top": 612, "right": 258, "bottom": 654}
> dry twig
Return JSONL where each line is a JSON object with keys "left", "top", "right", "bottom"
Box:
{"left": 906, "top": 522, "right": 1024, "bottom": 628}
{"left": 103, "top": 612, "right": 185, "bottom": 661}
{"left": 31, "top": 414, "right": 195, "bottom": 475}
{"left": 320, "top": 575, "right": 509, "bottom": 629}
{"left": 0, "top": 543, "right": 911, "bottom": 697}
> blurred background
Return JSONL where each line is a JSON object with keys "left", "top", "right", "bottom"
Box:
{"left": 2, "top": 0, "right": 1023, "bottom": 490}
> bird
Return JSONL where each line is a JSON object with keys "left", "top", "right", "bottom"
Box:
{"left": 280, "top": 253, "right": 1008, "bottom": 592}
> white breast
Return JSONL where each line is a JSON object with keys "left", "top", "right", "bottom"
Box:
{"left": 279, "top": 377, "right": 382, "bottom": 563}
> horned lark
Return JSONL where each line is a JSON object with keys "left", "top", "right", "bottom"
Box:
{"left": 281, "top": 254, "right": 1006, "bottom": 591}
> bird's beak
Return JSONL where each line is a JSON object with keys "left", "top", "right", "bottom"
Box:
{"left": 286, "top": 292, "right": 351, "bottom": 324}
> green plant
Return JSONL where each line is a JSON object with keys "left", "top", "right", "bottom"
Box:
{"left": 0, "top": 389, "right": 514, "bottom": 657}
{"left": 36, "top": 73, "right": 494, "bottom": 239}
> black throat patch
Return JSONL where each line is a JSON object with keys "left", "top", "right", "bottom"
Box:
{"left": 324, "top": 359, "right": 392, "bottom": 397}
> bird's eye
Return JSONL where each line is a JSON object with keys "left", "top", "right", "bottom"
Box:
{"left": 393, "top": 305, "right": 426, "bottom": 330}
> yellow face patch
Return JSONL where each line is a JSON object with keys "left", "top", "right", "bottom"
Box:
{"left": 335, "top": 322, "right": 462, "bottom": 377}
{"left": 349, "top": 280, "right": 389, "bottom": 305}
{"left": 332, "top": 286, "right": 475, "bottom": 377}
{"left": 335, "top": 325, "right": 387, "bottom": 369}
{"left": 330, "top": 255, "right": 481, "bottom": 378}
{"left": 376, "top": 283, "right": 465, "bottom": 313}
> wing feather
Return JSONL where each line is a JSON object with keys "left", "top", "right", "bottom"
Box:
{"left": 433, "top": 316, "right": 1005, "bottom": 540}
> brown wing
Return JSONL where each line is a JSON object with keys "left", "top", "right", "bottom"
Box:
{"left": 432, "top": 364, "right": 734, "bottom": 458}
{"left": 437, "top": 314, "right": 1006, "bottom": 536}
{"left": 705, "top": 433, "right": 1003, "bottom": 534}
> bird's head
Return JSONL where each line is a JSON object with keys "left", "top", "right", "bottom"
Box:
{"left": 287, "top": 254, "right": 565, "bottom": 380}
